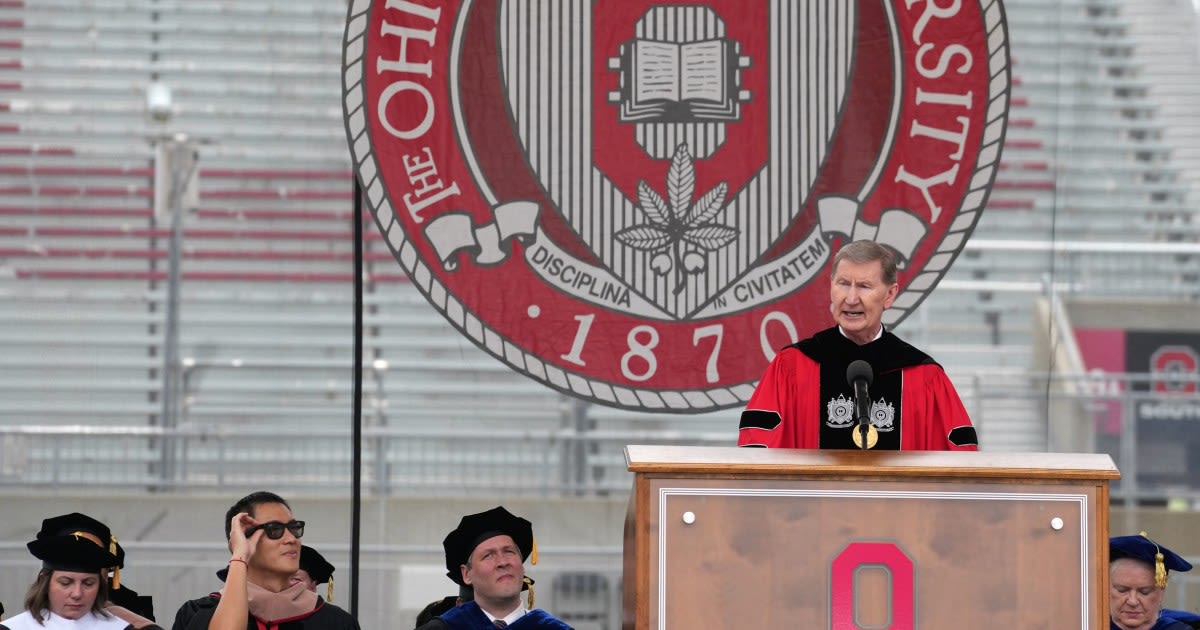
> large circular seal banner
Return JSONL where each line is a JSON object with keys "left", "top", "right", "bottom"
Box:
{"left": 342, "top": 0, "right": 1011, "bottom": 412}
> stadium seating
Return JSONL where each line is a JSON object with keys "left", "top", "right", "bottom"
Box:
{"left": 3, "top": 1, "right": 1200, "bottom": 627}
{"left": 1, "top": 0, "right": 1198, "bottom": 468}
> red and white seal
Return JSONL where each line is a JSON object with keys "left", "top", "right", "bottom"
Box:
{"left": 342, "top": 0, "right": 1010, "bottom": 412}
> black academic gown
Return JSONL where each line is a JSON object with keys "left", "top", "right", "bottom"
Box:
{"left": 108, "top": 584, "right": 156, "bottom": 622}
{"left": 171, "top": 594, "right": 358, "bottom": 630}
{"left": 416, "top": 601, "right": 572, "bottom": 630}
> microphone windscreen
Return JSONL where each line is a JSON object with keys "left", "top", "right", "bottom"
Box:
{"left": 846, "top": 360, "right": 874, "bottom": 387}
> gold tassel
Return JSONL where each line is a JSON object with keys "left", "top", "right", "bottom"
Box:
{"left": 110, "top": 535, "right": 120, "bottom": 589}
{"left": 523, "top": 576, "right": 535, "bottom": 610}
{"left": 1139, "top": 531, "right": 1169, "bottom": 589}
{"left": 327, "top": 577, "right": 334, "bottom": 603}
{"left": 526, "top": 537, "right": 538, "bottom": 610}
{"left": 1155, "top": 551, "right": 1167, "bottom": 589}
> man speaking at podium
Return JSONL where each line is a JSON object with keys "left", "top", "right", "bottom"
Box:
{"left": 738, "top": 240, "right": 978, "bottom": 451}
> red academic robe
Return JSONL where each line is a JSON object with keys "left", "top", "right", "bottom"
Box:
{"left": 738, "top": 328, "right": 977, "bottom": 451}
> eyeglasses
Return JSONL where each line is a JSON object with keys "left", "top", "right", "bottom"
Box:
{"left": 245, "top": 520, "right": 305, "bottom": 540}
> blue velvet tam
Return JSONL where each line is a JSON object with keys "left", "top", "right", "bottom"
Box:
{"left": 1111, "top": 533, "right": 1192, "bottom": 588}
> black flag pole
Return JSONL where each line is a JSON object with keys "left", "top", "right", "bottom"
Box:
{"left": 350, "top": 176, "right": 364, "bottom": 618}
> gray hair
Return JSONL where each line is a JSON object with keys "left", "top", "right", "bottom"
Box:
{"left": 832, "top": 240, "right": 897, "bottom": 285}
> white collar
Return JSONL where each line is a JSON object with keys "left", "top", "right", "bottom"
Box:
{"left": 484, "top": 604, "right": 526, "bottom": 627}
{"left": 838, "top": 324, "right": 884, "bottom": 343}
{"left": 1, "top": 610, "right": 130, "bottom": 630}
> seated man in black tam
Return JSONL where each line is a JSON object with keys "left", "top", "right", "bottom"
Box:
{"left": 1110, "top": 533, "right": 1195, "bottom": 630}
{"left": 417, "top": 506, "right": 572, "bottom": 630}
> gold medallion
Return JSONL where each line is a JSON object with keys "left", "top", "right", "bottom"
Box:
{"left": 851, "top": 424, "right": 879, "bottom": 449}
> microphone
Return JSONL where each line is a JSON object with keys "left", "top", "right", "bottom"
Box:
{"left": 846, "top": 360, "right": 874, "bottom": 449}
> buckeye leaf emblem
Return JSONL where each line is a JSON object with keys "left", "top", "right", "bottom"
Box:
{"left": 615, "top": 143, "right": 738, "bottom": 295}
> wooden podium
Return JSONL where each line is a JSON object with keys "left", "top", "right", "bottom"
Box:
{"left": 622, "top": 445, "right": 1119, "bottom": 629}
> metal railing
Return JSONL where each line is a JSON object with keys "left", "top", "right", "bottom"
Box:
{"left": 2, "top": 371, "right": 1199, "bottom": 501}
{"left": 0, "top": 423, "right": 727, "bottom": 496}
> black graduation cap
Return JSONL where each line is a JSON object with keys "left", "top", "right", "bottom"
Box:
{"left": 300, "top": 546, "right": 335, "bottom": 602}
{"left": 26, "top": 512, "right": 122, "bottom": 575}
{"left": 300, "top": 545, "right": 335, "bottom": 585}
{"left": 441, "top": 506, "right": 535, "bottom": 586}
{"left": 1111, "top": 533, "right": 1193, "bottom": 588}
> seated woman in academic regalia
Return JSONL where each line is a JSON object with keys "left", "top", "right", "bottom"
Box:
{"left": 1111, "top": 533, "right": 1196, "bottom": 630}
{"left": 0, "top": 512, "right": 162, "bottom": 630}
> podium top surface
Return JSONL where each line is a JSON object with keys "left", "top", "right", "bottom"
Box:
{"left": 624, "top": 445, "right": 1120, "bottom": 481}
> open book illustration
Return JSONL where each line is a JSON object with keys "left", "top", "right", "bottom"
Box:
{"left": 614, "top": 37, "right": 749, "bottom": 123}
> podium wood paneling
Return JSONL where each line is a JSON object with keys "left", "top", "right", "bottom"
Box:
{"left": 622, "top": 445, "right": 1119, "bottom": 629}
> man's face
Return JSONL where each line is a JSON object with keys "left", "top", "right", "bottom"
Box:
{"left": 1110, "top": 559, "right": 1165, "bottom": 630}
{"left": 830, "top": 258, "right": 897, "bottom": 345}
{"left": 460, "top": 534, "right": 525, "bottom": 607}
{"left": 247, "top": 502, "right": 301, "bottom": 580}
{"left": 48, "top": 570, "right": 100, "bottom": 620}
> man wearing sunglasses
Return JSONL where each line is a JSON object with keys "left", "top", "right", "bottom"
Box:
{"left": 171, "top": 491, "right": 359, "bottom": 630}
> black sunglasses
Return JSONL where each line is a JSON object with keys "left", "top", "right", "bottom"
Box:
{"left": 245, "top": 520, "right": 305, "bottom": 540}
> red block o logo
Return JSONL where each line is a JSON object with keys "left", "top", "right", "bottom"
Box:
{"left": 1151, "top": 345, "right": 1199, "bottom": 394}
{"left": 830, "top": 541, "right": 915, "bottom": 630}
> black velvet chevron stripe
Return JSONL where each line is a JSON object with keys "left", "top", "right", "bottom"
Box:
{"left": 948, "top": 426, "right": 978, "bottom": 447}
{"left": 739, "top": 409, "right": 782, "bottom": 431}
